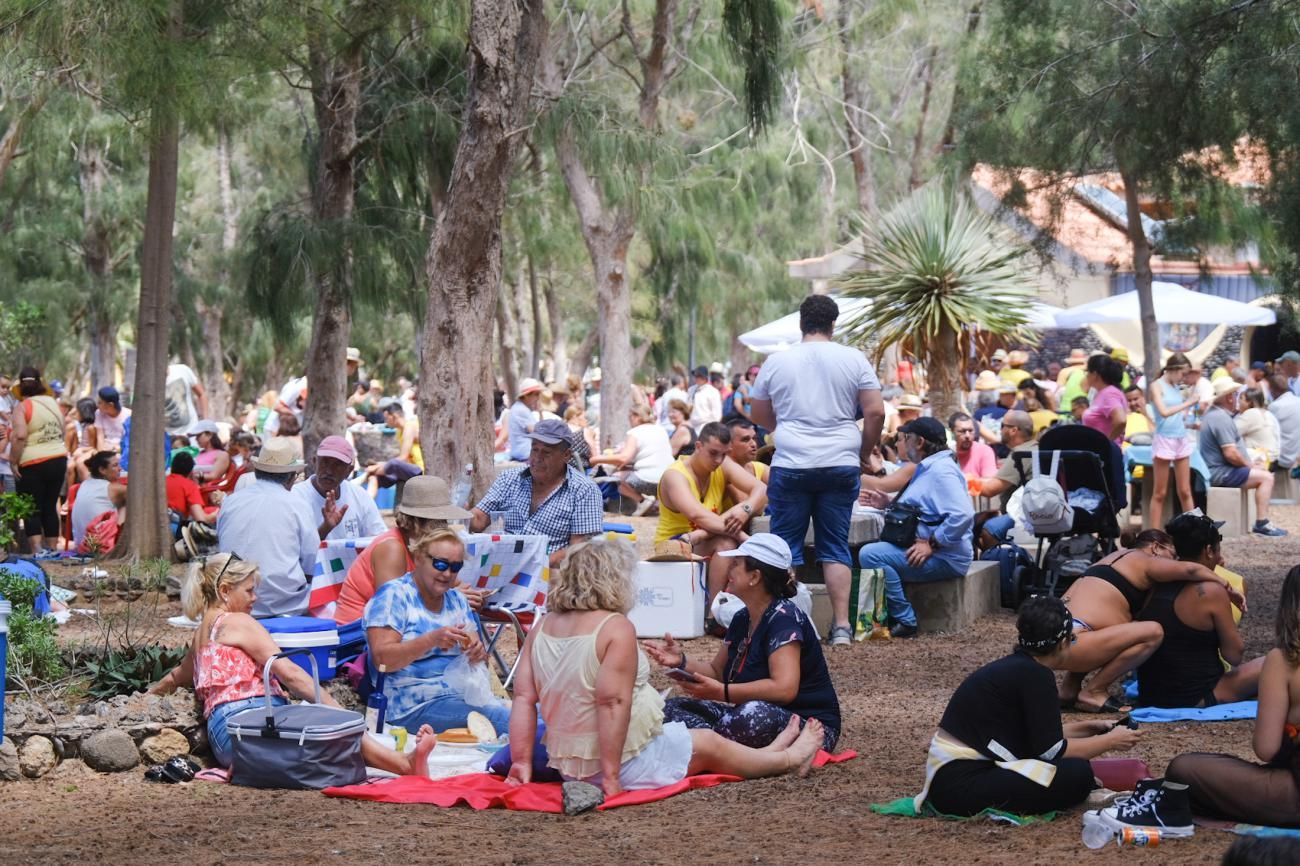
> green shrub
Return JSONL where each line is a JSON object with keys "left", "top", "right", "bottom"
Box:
{"left": 0, "top": 559, "right": 65, "bottom": 685}
{"left": 81, "top": 645, "right": 189, "bottom": 700}
{"left": 0, "top": 492, "right": 35, "bottom": 550}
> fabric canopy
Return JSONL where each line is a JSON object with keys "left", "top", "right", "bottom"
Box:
{"left": 738, "top": 297, "right": 1063, "bottom": 355}
{"left": 1053, "top": 281, "right": 1277, "bottom": 328}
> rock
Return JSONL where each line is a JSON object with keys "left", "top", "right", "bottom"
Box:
{"left": 561, "top": 780, "right": 604, "bottom": 816}
{"left": 19, "top": 736, "right": 58, "bottom": 778}
{"left": 0, "top": 738, "right": 20, "bottom": 781}
{"left": 138, "top": 729, "right": 191, "bottom": 764}
{"left": 81, "top": 729, "right": 140, "bottom": 772}
{"left": 48, "top": 758, "right": 91, "bottom": 782}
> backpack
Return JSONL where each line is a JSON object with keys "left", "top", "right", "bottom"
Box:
{"left": 1021, "top": 449, "right": 1074, "bottom": 535}
{"left": 721, "top": 391, "right": 740, "bottom": 421}
{"left": 981, "top": 543, "right": 1035, "bottom": 609}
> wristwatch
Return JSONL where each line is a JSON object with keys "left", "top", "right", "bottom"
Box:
{"left": 741, "top": 503, "right": 752, "bottom": 515}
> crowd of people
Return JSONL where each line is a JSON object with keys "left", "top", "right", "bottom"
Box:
{"left": 8, "top": 295, "right": 1300, "bottom": 832}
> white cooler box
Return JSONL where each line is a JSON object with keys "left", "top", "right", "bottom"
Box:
{"left": 628, "top": 561, "right": 707, "bottom": 639}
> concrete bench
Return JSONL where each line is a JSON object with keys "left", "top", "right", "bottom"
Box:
{"left": 803, "top": 561, "right": 1001, "bottom": 636}
{"left": 751, "top": 513, "right": 882, "bottom": 585}
{"left": 1273, "top": 468, "right": 1297, "bottom": 506}
{"left": 1206, "top": 485, "right": 1256, "bottom": 539}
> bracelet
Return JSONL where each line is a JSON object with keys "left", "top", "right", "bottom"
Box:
{"left": 677, "top": 652, "right": 688, "bottom": 669}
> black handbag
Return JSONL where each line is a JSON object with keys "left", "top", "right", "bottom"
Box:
{"left": 879, "top": 472, "right": 940, "bottom": 548}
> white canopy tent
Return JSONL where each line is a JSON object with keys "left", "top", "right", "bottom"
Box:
{"left": 738, "top": 297, "right": 1064, "bottom": 354}
{"left": 1053, "top": 281, "right": 1277, "bottom": 328}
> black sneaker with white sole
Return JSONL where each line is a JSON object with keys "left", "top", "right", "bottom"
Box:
{"left": 1098, "top": 778, "right": 1194, "bottom": 838}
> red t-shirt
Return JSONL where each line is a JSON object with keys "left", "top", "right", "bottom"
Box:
{"left": 166, "top": 473, "right": 204, "bottom": 515}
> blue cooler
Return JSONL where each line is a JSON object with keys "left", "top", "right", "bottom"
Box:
{"left": 0, "top": 596, "right": 9, "bottom": 740}
{"left": 261, "top": 616, "right": 340, "bottom": 681}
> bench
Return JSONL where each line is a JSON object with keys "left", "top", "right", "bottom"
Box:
{"left": 1273, "top": 468, "right": 1297, "bottom": 506}
{"left": 750, "top": 513, "right": 883, "bottom": 584}
{"left": 802, "top": 561, "right": 1001, "bottom": 636}
{"left": 1206, "top": 485, "right": 1256, "bottom": 539}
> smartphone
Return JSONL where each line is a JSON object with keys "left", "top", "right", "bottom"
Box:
{"left": 665, "top": 668, "right": 701, "bottom": 684}
{"left": 1112, "top": 715, "right": 1138, "bottom": 731}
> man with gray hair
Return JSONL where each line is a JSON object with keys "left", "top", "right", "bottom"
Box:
{"left": 978, "top": 410, "right": 1037, "bottom": 543}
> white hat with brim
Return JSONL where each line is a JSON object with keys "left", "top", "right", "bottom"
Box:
{"left": 187, "top": 420, "right": 219, "bottom": 436}
{"left": 396, "top": 475, "right": 472, "bottom": 520}
{"left": 250, "top": 438, "right": 306, "bottom": 474}
{"left": 716, "top": 533, "right": 793, "bottom": 571}
{"left": 1212, "top": 377, "right": 1241, "bottom": 399}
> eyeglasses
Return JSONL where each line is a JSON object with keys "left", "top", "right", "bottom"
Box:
{"left": 428, "top": 556, "right": 464, "bottom": 574}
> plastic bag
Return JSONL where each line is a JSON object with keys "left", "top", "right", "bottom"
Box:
{"left": 711, "top": 592, "right": 744, "bottom": 629}
{"left": 1067, "top": 487, "right": 1105, "bottom": 514}
{"left": 854, "top": 568, "right": 890, "bottom": 640}
{"left": 444, "top": 654, "right": 498, "bottom": 707}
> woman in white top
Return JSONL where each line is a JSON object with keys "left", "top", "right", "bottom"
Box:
{"left": 71, "top": 451, "right": 127, "bottom": 547}
{"left": 1236, "top": 388, "right": 1280, "bottom": 466}
{"left": 506, "top": 538, "right": 823, "bottom": 798}
{"left": 587, "top": 404, "right": 674, "bottom": 517}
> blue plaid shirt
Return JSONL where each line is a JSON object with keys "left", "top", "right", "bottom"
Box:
{"left": 475, "top": 465, "right": 603, "bottom": 553}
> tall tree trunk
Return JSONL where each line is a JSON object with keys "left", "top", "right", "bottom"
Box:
{"left": 199, "top": 126, "right": 237, "bottom": 420}
{"left": 0, "top": 75, "right": 54, "bottom": 191}
{"left": 928, "top": 319, "right": 964, "bottom": 425}
{"left": 907, "top": 45, "right": 938, "bottom": 190}
{"left": 1121, "top": 169, "right": 1161, "bottom": 387}
{"left": 496, "top": 278, "right": 521, "bottom": 400}
{"left": 544, "top": 275, "right": 569, "bottom": 383}
{"left": 80, "top": 140, "right": 117, "bottom": 389}
{"left": 125, "top": 88, "right": 181, "bottom": 559}
{"left": 302, "top": 39, "right": 363, "bottom": 465}
{"left": 528, "top": 254, "right": 543, "bottom": 378}
{"left": 419, "top": 0, "right": 547, "bottom": 494}
{"left": 936, "top": 1, "right": 982, "bottom": 158}
{"left": 838, "top": 0, "right": 876, "bottom": 216}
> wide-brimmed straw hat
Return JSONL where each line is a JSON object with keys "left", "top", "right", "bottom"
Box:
{"left": 647, "top": 539, "right": 704, "bottom": 562}
{"left": 397, "top": 475, "right": 472, "bottom": 520}
{"left": 250, "top": 438, "right": 306, "bottom": 474}
{"left": 973, "top": 370, "right": 1001, "bottom": 391}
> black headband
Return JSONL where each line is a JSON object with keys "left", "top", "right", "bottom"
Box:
{"left": 1019, "top": 612, "right": 1072, "bottom": 651}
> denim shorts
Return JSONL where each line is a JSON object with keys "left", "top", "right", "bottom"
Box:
{"left": 765, "top": 465, "right": 861, "bottom": 567}
{"left": 208, "top": 694, "right": 288, "bottom": 768}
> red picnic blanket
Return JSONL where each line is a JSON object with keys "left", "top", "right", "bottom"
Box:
{"left": 323, "top": 750, "right": 857, "bottom": 812}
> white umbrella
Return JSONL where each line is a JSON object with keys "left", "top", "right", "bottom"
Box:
{"left": 1053, "top": 281, "right": 1276, "bottom": 328}
{"left": 740, "top": 297, "right": 1064, "bottom": 354}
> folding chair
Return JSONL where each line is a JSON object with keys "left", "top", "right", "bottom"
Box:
{"left": 592, "top": 475, "right": 625, "bottom": 514}
{"left": 478, "top": 603, "right": 541, "bottom": 691}
{"left": 464, "top": 533, "right": 550, "bottom": 691}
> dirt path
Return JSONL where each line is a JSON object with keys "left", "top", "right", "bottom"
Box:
{"left": 5, "top": 508, "right": 1299, "bottom": 864}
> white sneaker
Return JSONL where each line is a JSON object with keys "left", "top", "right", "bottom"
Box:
{"left": 632, "top": 496, "right": 657, "bottom": 517}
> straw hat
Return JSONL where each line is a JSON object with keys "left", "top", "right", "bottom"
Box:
{"left": 397, "top": 475, "right": 472, "bottom": 520}
{"left": 1066, "top": 348, "right": 1088, "bottom": 364}
{"left": 974, "top": 370, "right": 1001, "bottom": 391}
{"left": 1212, "top": 377, "right": 1241, "bottom": 399}
{"left": 251, "top": 438, "right": 306, "bottom": 474}
{"left": 517, "top": 377, "right": 544, "bottom": 398}
{"left": 898, "top": 394, "right": 924, "bottom": 410}
{"left": 647, "top": 539, "right": 704, "bottom": 562}
{"left": 1008, "top": 349, "right": 1030, "bottom": 366}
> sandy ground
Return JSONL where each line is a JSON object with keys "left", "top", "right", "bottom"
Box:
{"left": 4, "top": 506, "right": 1300, "bottom": 865}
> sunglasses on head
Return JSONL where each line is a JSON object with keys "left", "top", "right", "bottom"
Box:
{"left": 428, "top": 556, "right": 464, "bottom": 574}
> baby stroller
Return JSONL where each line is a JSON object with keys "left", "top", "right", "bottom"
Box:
{"left": 1006, "top": 424, "right": 1124, "bottom": 605}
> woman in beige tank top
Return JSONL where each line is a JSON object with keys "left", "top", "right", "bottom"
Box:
{"left": 505, "top": 538, "right": 824, "bottom": 799}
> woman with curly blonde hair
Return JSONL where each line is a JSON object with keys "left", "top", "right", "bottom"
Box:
{"left": 1166, "top": 565, "right": 1300, "bottom": 826}
{"left": 507, "top": 538, "right": 825, "bottom": 799}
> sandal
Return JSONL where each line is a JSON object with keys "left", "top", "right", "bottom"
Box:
{"left": 1068, "top": 696, "right": 1131, "bottom": 714}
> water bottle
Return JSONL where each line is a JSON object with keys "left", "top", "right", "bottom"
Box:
{"left": 1081, "top": 811, "right": 1115, "bottom": 849}
{"left": 451, "top": 463, "right": 474, "bottom": 509}
{"left": 365, "top": 664, "right": 388, "bottom": 734}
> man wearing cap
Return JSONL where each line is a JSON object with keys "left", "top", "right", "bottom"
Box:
{"left": 1278, "top": 350, "right": 1300, "bottom": 397}
{"left": 471, "top": 418, "right": 603, "bottom": 567}
{"left": 1268, "top": 374, "right": 1300, "bottom": 471}
{"left": 94, "top": 386, "right": 130, "bottom": 453}
{"left": 988, "top": 348, "right": 1008, "bottom": 376}
{"left": 748, "top": 294, "right": 884, "bottom": 647}
{"left": 858, "top": 417, "right": 973, "bottom": 638}
{"left": 504, "top": 378, "right": 544, "bottom": 461}
{"left": 217, "top": 439, "right": 320, "bottom": 616}
{"left": 689, "top": 365, "right": 722, "bottom": 432}
{"left": 1198, "top": 377, "right": 1287, "bottom": 537}
{"left": 293, "top": 435, "right": 386, "bottom": 542}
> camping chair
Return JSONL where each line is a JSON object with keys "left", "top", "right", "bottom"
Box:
{"left": 465, "top": 533, "right": 550, "bottom": 691}
{"left": 200, "top": 461, "right": 249, "bottom": 507}
{"left": 592, "top": 474, "right": 625, "bottom": 513}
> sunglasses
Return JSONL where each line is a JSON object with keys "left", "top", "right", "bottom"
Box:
{"left": 428, "top": 556, "right": 464, "bottom": 574}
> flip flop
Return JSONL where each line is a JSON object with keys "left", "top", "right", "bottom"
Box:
{"left": 1068, "top": 696, "right": 1131, "bottom": 714}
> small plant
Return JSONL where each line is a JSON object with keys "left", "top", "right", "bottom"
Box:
{"left": 0, "top": 492, "right": 36, "bottom": 550}
{"left": 0, "top": 565, "right": 65, "bottom": 685}
{"left": 81, "top": 645, "right": 188, "bottom": 700}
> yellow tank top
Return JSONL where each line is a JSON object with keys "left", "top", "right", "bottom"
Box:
{"left": 656, "top": 456, "right": 726, "bottom": 541}
{"left": 721, "top": 461, "right": 768, "bottom": 514}
{"left": 20, "top": 396, "right": 67, "bottom": 466}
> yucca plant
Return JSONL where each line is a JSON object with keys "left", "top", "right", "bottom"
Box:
{"left": 837, "top": 183, "right": 1040, "bottom": 423}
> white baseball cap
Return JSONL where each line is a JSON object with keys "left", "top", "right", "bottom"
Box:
{"left": 717, "top": 533, "right": 792, "bottom": 570}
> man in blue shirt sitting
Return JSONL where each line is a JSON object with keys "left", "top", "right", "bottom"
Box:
{"left": 857, "top": 417, "right": 974, "bottom": 637}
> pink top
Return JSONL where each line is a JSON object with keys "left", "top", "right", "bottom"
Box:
{"left": 194, "top": 612, "right": 283, "bottom": 718}
{"left": 333, "top": 527, "right": 414, "bottom": 624}
{"left": 1083, "top": 385, "right": 1128, "bottom": 445}
{"left": 956, "top": 440, "right": 999, "bottom": 479}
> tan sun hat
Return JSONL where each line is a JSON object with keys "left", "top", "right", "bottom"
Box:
{"left": 898, "top": 394, "right": 924, "bottom": 410}
{"left": 397, "top": 475, "right": 472, "bottom": 520}
{"left": 517, "top": 377, "right": 544, "bottom": 398}
{"left": 1212, "top": 377, "right": 1242, "bottom": 399}
{"left": 251, "top": 438, "right": 306, "bottom": 474}
{"left": 1066, "top": 348, "right": 1088, "bottom": 364}
{"left": 647, "top": 539, "right": 704, "bottom": 562}
{"left": 974, "top": 370, "right": 1001, "bottom": 391}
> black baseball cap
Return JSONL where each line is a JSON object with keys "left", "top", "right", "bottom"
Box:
{"left": 898, "top": 417, "right": 946, "bottom": 446}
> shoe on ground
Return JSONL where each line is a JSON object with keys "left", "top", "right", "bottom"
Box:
{"left": 632, "top": 495, "right": 657, "bottom": 518}
{"left": 1085, "top": 787, "right": 1122, "bottom": 810}
{"left": 828, "top": 625, "right": 853, "bottom": 647}
{"left": 1097, "top": 778, "right": 1194, "bottom": 838}
{"left": 1252, "top": 521, "right": 1289, "bottom": 537}
{"left": 889, "top": 622, "right": 919, "bottom": 639}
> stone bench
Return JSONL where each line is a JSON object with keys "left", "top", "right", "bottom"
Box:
{"left": 803, "top": 561, "right": 1001, "bottom": 636}
{"left": 1206, "top": 485, "right": 1256, "bottom": 539}
{"left": 1273, "top": 468, "right": 1297, "bottom": 506}
{"left": 751, "top": 513, "right": 882, "bottom": 585}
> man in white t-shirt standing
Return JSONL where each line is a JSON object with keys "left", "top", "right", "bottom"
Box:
{"left": 689, "top": 365, "right": 722, "bottom": 432}
{"left": 164, "top": 362, "right": 208, "bottom": 436}
{"left": 749, "top": 294, "right": 885, "bottom": 647}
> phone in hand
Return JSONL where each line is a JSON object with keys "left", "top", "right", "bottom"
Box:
{"left": 1112, "top": 715, "right": 1138, "bottom": 731}
{"left": 665, "top": 667, "right": 701, "bottom": 684}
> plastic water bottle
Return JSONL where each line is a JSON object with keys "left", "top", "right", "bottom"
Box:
{"left": 0, "top": 596, "right": 9, "bottom": 741}
{"left": 451, "top": 463, "right": 474, "bottom": 509}
{"left": 1081, "top": 811, "right": 1116, "bottom": 849}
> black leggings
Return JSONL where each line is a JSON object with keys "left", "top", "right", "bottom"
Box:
{"left": 663, "top": 697, "right": 840, "bottom": 753}
{"left": 926, "top": 757, "right": 1094, "bottom": 816}
{"left": 17, "top": 457, "right": 67, "bottom": 538}
{"left": 1167, "top": 752, "right": 1300, "bottom": 827}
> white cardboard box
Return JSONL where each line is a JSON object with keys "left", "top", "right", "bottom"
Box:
{"left": 628, "top": 561, "right": 706, "bottom": 639}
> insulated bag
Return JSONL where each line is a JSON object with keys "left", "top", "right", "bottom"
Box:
{"left": 227, "top": 650, "right": 367, "bottom": 790}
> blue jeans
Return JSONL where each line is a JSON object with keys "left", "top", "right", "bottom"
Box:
{"left": 983, "top": 514, "right": 1015, "bottom": 543}
{"left": 388, "top": 693, "right": 512, "bottom": 736}
{"left": 766, "top": 466, "right": 861, "bottom": 566}
{"left": 208, "top": 694, "right": 289, "bottom": 768}
{"left": 857, "top": 541, "right": 966, "bottom": 627}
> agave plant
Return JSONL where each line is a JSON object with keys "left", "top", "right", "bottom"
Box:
{"left": 837, "top": 183, "right": 1040, "bottom": 423}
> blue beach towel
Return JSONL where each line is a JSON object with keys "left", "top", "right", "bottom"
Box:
{"left": 1130, "top": 701, "right": 1258, "bottom": 723}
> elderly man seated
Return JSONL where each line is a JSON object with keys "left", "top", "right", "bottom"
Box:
{"left": 1199, "top": 377, "right": 1287, "bottom": 537}
{"left": 655, "top": 421, "right": 767, "bottom": 610}
{"left": 471, "top": 418, "right": 603, "bottom": 567}
{"left": 857, "top": 418, "right": 973, "bottom": 638}
{"left": 216, "top": 438, "right": 318, "bottom": 617}
{"left": 293, "top": 435, "right": 386, "bottom": 542}
{"left": 976, "top": 410, "right": 1037, "bottom": 545}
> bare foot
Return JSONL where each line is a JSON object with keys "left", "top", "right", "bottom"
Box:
{"left": 763, "top": 716, "right": 802, "bottom": 752}
{"left": 407, "top": 725, "right": 437, "bottom": 777}
{"left": 787, "top": 719, "right": 823, "bottom": 778}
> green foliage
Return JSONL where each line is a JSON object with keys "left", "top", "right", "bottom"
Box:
{"left": 723, "top": 0, "right": 788, "bottom": 131}
{"left": 80, "top": 645, "right": 188, "bottom": 700}
{"left": 0, "top": 562, "right": 65, "bottom": 685}
{"left": 0, "top": 302, "right": 45, "bottom": 373}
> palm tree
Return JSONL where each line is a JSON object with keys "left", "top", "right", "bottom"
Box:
{"left": 837, "top": 183, "right": 1039, "bottom": 424}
